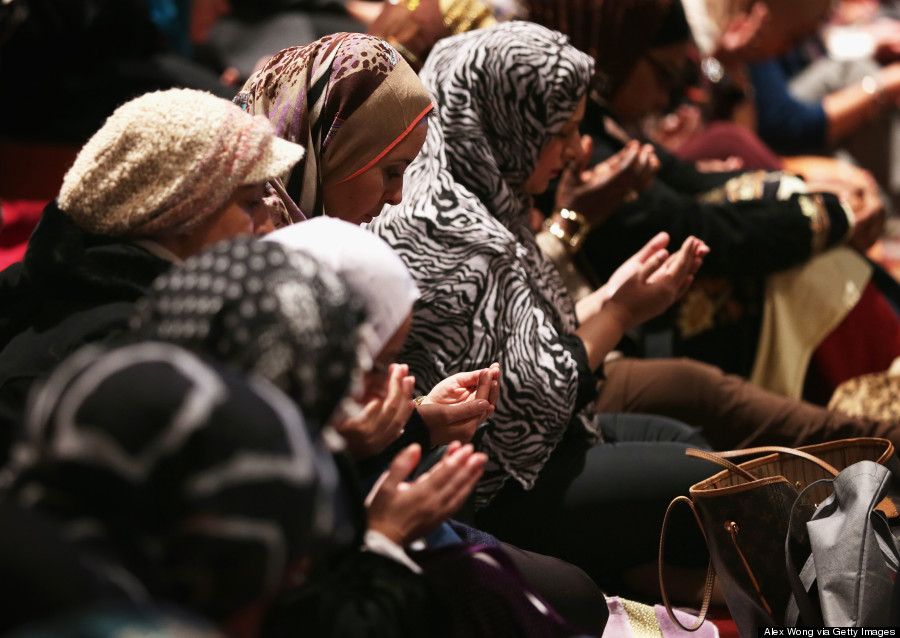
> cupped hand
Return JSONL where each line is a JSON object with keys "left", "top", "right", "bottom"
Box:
{"left": 365, "top": 441, "right": 487, "bottom": 545}
{"left": 555, "top": 138, "right": 659, "bottom": 227}
{"left": 603, "top": 234, "right": 709, "bottom": 331}
{"left": 334, "top": 363, "right": 416, "bottom": 460}
{"left": 416, "top": 363, "right": 501, "bottom": 445}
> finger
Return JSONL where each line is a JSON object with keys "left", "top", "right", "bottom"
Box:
{"left": 666, "top": 237, "right": 697, "bottom": 281}
{"left": 335, "top": 396, "right": 382, "bottom": 436}
{"left": 370, "top": 443, "right": 421, "bottom": 503}
{"left": 382, "top": 365, "right": 412, "bottom": 416}
{"left": 635, "top": 232, "right": 671, "bottom": 263}
{"left": 448, "top": 368, "right": 484, "bottom": 389}
{"left": 416, "top": 443, "right": 469, "bottom": 487}
{"left": 474, "top": 368, "right": 492, "bottom": 401}
{"left": 577, "top": 134, "right": 593, "bottom": 172}
{"left": 488, "top": 379, "right": 500, "bottom": 406}
{"left": 439, "top": 452, "right": 487, "bottom": 511}
{"left": 638, "top": 248, "right": 669, "bottom": 281}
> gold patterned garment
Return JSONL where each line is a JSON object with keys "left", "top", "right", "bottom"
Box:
{"left": 829, "top": 357, "right": 900, "bottom": 421}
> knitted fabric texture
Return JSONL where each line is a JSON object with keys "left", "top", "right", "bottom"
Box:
{"left": 58, "top": 88, "right": 305, "bottom": 237}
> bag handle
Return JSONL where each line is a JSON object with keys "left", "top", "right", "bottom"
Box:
{"left": 659, "top": 496, "right": 716, "bottom": 632}
{"left": 784, "top": 478, "right": 830, "bottom": 627}
{"left": 686, "top": 446, "right": 840, "bottom": 481}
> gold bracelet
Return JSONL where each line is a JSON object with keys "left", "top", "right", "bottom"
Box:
{"left": 542, "top": 208, "right": 592, "bottom": 253}
{"left": 559, "top": 208, "right": 592, "bottom": 252}
{"left": 413, "top": 395, "right": 427, "bottom": 406}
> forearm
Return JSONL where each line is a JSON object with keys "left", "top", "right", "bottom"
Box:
{"left": 823, "top": 76, "right": 890, "bottom": 144}
{"left": 573, "top": 307, "right": 628, "bottom": 370}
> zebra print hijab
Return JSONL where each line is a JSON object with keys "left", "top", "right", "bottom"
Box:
{"left": 369, "top": 23, "right": 596, "bottom": 506}
{"left": 236, "top": 33, "right": 433, "bottom": 219}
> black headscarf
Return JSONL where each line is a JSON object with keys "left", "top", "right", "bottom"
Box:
{"left": 8, "top": 341, "right": 340, "bottom": 622}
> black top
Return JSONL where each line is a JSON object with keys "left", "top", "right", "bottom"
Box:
{"left": 0, "top": 201, "right": 172, "bottom": 463}
{"left": 541, "top": 101, "right": 852, "bottom": 376}
{"left": 576, "top": 100, "right": 850, "bottom": 281}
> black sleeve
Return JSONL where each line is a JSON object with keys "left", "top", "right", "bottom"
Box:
{"left": 651, "top": 143, "right": 741, "bottom": 195}
{"left": 559, "top": 333, "right": 601, "bottom": 413}
{"left": 355, "top": 411, "right": 432, "bottom": 480}
{"left": 262, "top": 550, "right": 446, "bottom": 638}
{"left": 581, "top": 176, "right": 849, "bottom": 280}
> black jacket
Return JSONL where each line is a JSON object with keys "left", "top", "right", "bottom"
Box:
{"left": 0, "top": 201, "right": 172, "bottom": 463}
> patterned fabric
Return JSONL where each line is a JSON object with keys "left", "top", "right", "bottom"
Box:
{"left": 131, "top": 237, "right": 364, "bottom": 429}
{"left": 58, "top": 88, "right": 304, "bottom": 237}
{"left": 264, "top": 218, "right": 421, "bottom": 360}
{"left": 8, "top": 341, "right": 339, "bottom": 622}
{"left": 236, "top": 33, "right": 434, "bottom": 218}
{"left": 368, "top": 22, "right": 596, "bottom": 506}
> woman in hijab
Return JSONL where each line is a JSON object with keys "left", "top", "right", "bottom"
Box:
{"left": 529, "top": 0, "right": 900, "bottom": 404}
{"left": 5, "top": 339, "right": 340, "bottom": 638}
{"left": 0, "top": 88, "right": 305, "bottom": 467}
{"left": 132, "top": 236, "right": 608, "bottom": 637}
{"left": 235, "top": 32, "right": 433, "bottom": 223}
{"left": 264, "top": 217, "right": 612, "bottom": 636}
{"left": 130, "top": 237, "right": 512, "bottom": 636}
{"left": 368, "top": 20, "right": 900, "bottom": 597}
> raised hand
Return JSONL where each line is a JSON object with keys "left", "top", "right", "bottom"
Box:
{"left": 554, "top": 138, "right": 659, "bottom": 227}
{"left": 416, "top": 363, "right": 501, "bottom": 445}
{"left": 603, "top": 234, "right": 709, "bottom": 331}
{"left": 334, "top": 363, "right": 416, "bottom": 460}
{"left": 365, "top": 441, "right": 487, "bottom": 545}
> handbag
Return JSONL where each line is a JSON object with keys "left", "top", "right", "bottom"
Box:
{"left": 784, "top": 460, "right": 900, "bottom": 627}
{"left": 658, "top": 438, "right": 900, "bottom": 637}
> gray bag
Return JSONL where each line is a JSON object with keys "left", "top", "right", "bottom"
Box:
{"left": 785, "top": 460, "right": 900, "bottom": 627}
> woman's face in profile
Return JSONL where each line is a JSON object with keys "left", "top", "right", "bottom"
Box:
{"left": 322, "top": 120, "right": 428, "bottom": 225}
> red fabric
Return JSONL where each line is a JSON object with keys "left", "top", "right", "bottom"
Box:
{"left": 675, "top": 122, "right": 784, "bottom": 172}
{"left": 705, "top": 607, "right": 739, "bottom": 638}
{"left": 0, "top": 199, "right": 45, "bottom": 271}
{"left": 806, "top": 281, "right": 900, "bottom": 404}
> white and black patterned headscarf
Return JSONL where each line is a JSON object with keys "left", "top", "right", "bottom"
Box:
{"left": 368, "top": 22, "right": 597, "bottom": 507}
{"left": 8, "top": 341, "right": 339, "bottom": 622}
{"left": 131, "top": 238, "right": 364, "bottom": 430}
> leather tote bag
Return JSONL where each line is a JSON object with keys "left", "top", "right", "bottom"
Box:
{"left": 659, "top": 438, "right": 899, "bottom": 637}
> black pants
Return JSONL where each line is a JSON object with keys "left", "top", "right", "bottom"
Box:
{"left": 475, "top": 413, "right": 714, "bottom": 595}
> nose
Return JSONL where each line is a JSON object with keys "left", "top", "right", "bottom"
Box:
{"left": 563, "top": 132, "right": 581, "bottom": 162}
{"left": 383, "top": 180, "right": 403, "bottom": 206}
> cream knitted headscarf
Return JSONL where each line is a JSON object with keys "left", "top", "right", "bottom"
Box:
{"left": 58, "top": 88, "right": 305, "bottom": 237}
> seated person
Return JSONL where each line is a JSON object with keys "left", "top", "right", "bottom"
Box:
{"left": 0, "top": 88, "right": 304, "bottom": 465}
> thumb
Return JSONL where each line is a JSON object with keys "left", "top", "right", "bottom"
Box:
{"left": 446, "top": 399, "right": 492, "bottom": 421}
{"left": 365, "top": 445, "right": 421, "bottom": 507}
{"left": 382, "top": 444, "right": 421, "bottom": 491}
